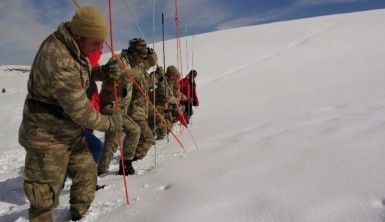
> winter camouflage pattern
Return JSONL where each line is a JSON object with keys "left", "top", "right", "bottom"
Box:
{"left": 124, "top": 48, "right": 156, "bottom": 159}
{"left": 19, "top": 22, "right": 114, "bottom": 151}
{"left": 98, "top": 115, "right": 140, "bottom": 173}
{"left": 99, "top": 53, "right": 135, "bottom": 113}
{"left": 162, "top": 65, "right": 184, "bottom": 120}
{"left": 18, "top": 22, "right": 111, "bottom": 221}
{"left": 147, "top": 65, "right": 185, "bottom": 140}
{"left": 126, "top": 51, "right": 151, "bottom": 120}
{"left": 148, "top": 67, "right": 171, "bottom": 139}
{"left": 134, "top": 119, "right": 156, "bottom": 159}
{"left": 164, "top": 66, "right": 183, "bottom": 123}
{"left": 98, "top": 53, "right": 141, "bottom": 173}
{"left": 24, "top": 138, "right": 96, "bottom": 221}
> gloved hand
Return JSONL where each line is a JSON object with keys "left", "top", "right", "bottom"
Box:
{"left": 156, "top": 66, "right": 164, "bottom": 75}
{"left": 101, "top": 59, "right": 122, "bottom": 80}
{"left": 108, "top": 113, "right": 123, "bottom": 131}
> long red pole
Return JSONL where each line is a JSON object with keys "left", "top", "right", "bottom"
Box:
{"left": 108, "top": 0, "right": 130, "bottom": 206}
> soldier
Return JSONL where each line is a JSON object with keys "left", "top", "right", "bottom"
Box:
{"left": 98, "top": 38, "right": 157, "bottom": 175}
{"left": 97, "top": 47, "right": 141, "bottom": 176}
{"left": 18, "top": 6, "right": 123, "bottom": 221}
{"left": 148, "top": 65, "right": 182, "bottom": 140}
{"left": 164, "top": 65, "right": 184, "bottom": 124}
{"left": 148, "top": 66, "right": 168, "bottom": 140}
{"left": 125, "top": 38, "right": 157, "bottom": 161}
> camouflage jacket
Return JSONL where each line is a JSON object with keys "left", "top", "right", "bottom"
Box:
{"left": 164, "top": 80, "right": 182, "bottom": 121}
{"left": 124, "top": 51, "right": 150, "bottom": 120}
{"left": 99, "top": 52, "right": 135, "bottom": 115}
{"left": 148, "top": 69, "right": 167, "bottom": 107}
{"left": 19, "top": 22, "right": 113, "bottom": 151}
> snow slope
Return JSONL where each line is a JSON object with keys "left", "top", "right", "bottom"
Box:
{"left": 1, "top": 9, "right": 385, "bottom": 222}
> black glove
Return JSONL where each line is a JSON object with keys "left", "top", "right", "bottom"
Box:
{"left": 109, "top": 113, "right": 123, "bottom": 131}
{"left": 101, "top": 59, "right": 122, "bottom": 80}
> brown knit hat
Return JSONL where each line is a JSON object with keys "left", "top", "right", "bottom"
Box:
{"left": 70, "top": 6, "right": 107, "bottom": 41}
{"left": 166, "top": 65, "right": 181, "bottom": 78}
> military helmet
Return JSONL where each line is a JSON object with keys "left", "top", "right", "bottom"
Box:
{"left": 128, "top": 38, "right": 147, "bottom": 58}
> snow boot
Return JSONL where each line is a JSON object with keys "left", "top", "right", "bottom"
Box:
{"left": 118, "top": 160, "right": 135, "bottom": 175}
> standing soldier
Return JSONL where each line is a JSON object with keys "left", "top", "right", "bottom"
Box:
{"left": 148, "top": 65, "right": 182, "bottom": 140}
{"left": 164, "top": 65, "right": 184, "bottom": 124}
{"left": 125, "top": 38, "right": 158, "bottom": 161}
{"left": 18, "top": 6, "right": 123, "bottom": 221}
{"left": 148, "top": 66, "right": 168, "bottom": 140}
{"left": 97, "top": 49, "right": 142, "bottom": 176}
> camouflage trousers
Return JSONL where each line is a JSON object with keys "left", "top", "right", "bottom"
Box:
{"left": 98, "top": 114, "right": 140, "bottom": 174}
{"left": 148, "top": 111, "right": 172, "bottom": 140}
{"left": 134, "top": 118, "right": 155, "bottom": 159}
{"left": 23, "top": 137, "right": 97, "bottom": 222}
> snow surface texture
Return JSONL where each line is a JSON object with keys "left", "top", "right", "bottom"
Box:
{"left": 1, "top": 9, "right": 385, "bottom": 222}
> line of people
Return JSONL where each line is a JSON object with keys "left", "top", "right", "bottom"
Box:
{"left": 18, "top": 6, "right": 199, "bottom": 221}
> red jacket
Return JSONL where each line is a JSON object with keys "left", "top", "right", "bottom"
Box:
{"left": 179, "top": 76, "right": 199, "bottom": 106}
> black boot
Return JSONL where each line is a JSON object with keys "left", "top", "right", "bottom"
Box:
{"left": 118, "top": 160, "right": 135, "bottom": 175}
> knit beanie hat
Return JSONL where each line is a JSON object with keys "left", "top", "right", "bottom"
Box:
{"left": 166, "top": 65, "right": 181, "bottom": 78}
{"left": 70, "top": 6, "right": 107, "bottom": 41}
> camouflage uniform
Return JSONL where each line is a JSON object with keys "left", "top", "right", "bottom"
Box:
{"left": 125, "top": 40, "right": 157, "bottom": 160}
{"left": 148, "top": 66, "right": 172, "bottom": 140}
{"left": 18, "top": 22, "right": 116, "bottom": 221}
{"left": 164, "top": 66, "right": 184, "bottom": 124}
{"left": 147, "top": 65, "right": 184, "bottom": 140}
{"left": 97, "top": 53, "right": 141, "bottom": 174}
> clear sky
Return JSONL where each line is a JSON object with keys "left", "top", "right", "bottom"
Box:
{"left": 0, "top": 0, "right": 384, "bottom": 65}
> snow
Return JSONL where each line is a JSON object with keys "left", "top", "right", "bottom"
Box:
{"left": 1, "top": 8, "right": 385, "bottom": 222}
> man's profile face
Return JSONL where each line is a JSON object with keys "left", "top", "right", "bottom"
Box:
{"left": 78, "top": 37, "right": 104, "bottom": 57}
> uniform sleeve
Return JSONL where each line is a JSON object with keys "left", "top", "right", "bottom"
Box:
{"left": 91, "top": 65, "right": 107, "bottom": 81}
{"left": 50, "top": 63, "right": 112, "bottom": 132}
{"left": 91, "top": 57, "right": 116, "bottom": 81}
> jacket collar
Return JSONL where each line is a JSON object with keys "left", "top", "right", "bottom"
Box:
{"left": 54, "top": 22, "right": 90, "bottom": 71}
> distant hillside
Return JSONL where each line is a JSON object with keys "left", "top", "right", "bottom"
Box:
{"left": 0, "top": 65, "right": 30, "bottom": 73}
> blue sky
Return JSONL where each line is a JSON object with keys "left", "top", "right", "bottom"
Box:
{"left": 0, "top": 0, "right": 384, "bottom": 65}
